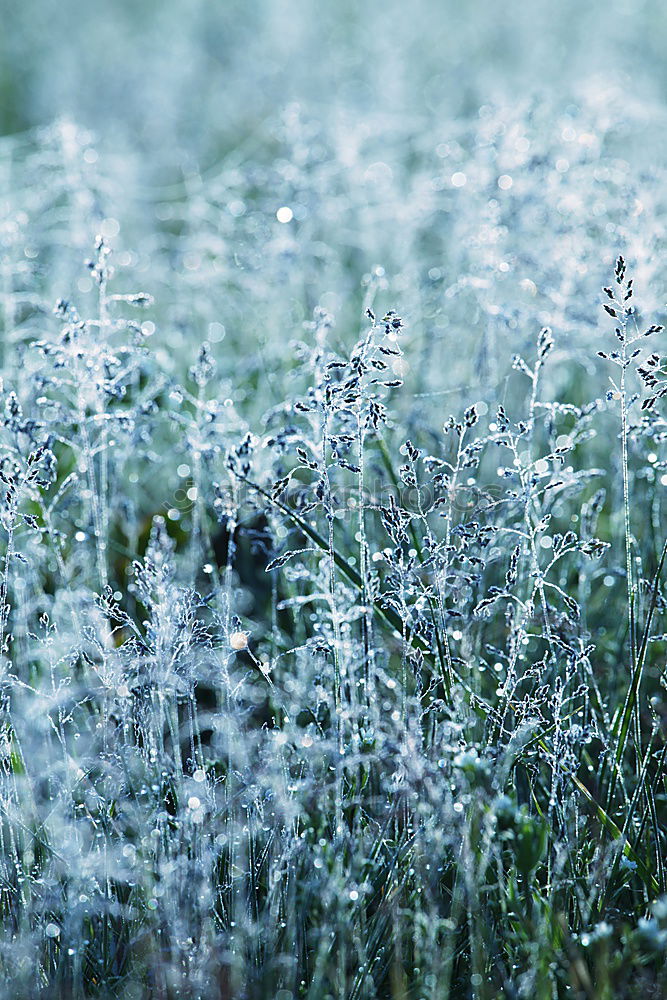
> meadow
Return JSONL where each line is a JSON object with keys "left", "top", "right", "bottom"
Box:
{"left": 2, "top": 3, "right": 667, "bottom": 997}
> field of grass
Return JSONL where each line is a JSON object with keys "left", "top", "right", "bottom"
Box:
{"left": 2, "top": 3, "right": 667, "bottom": 998}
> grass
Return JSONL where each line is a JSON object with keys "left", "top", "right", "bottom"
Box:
{"left": 0, "top": 99, "right": 666, "bottom": 1000}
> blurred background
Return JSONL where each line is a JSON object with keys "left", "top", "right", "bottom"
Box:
{"left": 2, "top": 0, "right": 667, "bottom": 439}
{"left": 2, "top": 0, "right": 667, "bottom": 164}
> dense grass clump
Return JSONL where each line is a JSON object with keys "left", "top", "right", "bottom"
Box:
{"left": 0, "top": 96, "right": 667, "bottom": 1000}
